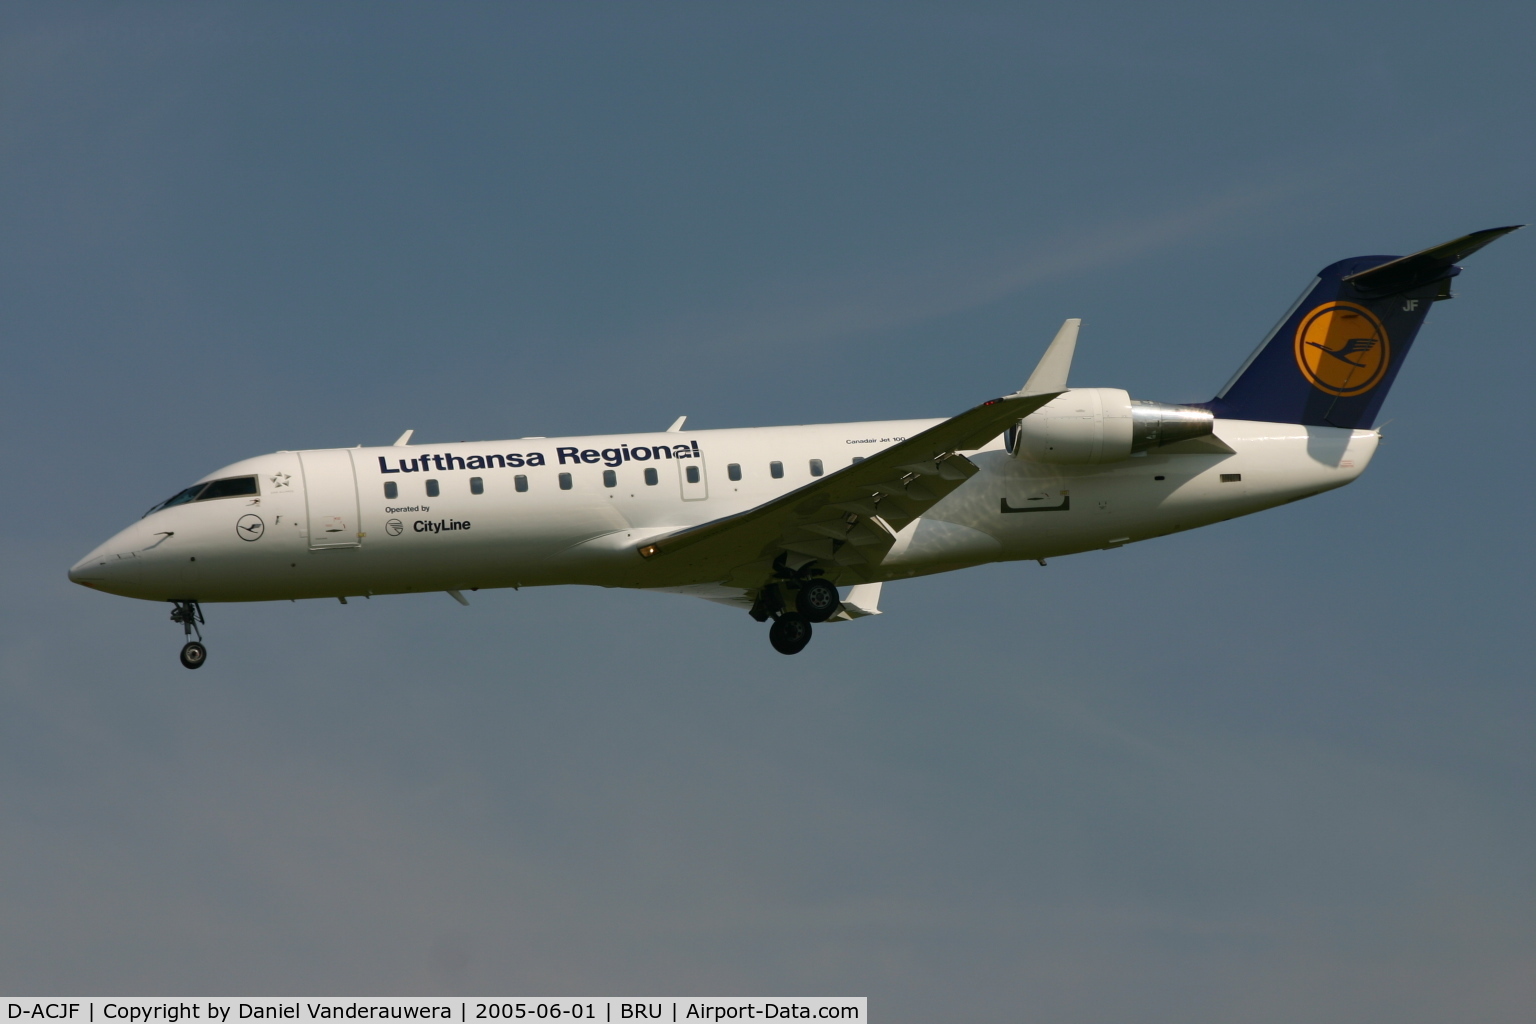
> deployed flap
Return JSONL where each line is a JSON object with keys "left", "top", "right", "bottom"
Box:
{"left": 828, "top": 581, "right": 883, "bottom": 621}
{"left": 636, "top": 391, "right": 1061, "bottom": 585}
{"left": 1022, "top": 319, "right": 1080, "bottom": 395}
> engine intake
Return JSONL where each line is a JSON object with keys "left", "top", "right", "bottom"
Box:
{"left": 1010, "top": 389, "right": 1213, "bottom": 464}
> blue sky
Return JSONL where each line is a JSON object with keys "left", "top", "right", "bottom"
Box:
{"left": 2, "top": 3, "right": 1532, "bottom": 1020}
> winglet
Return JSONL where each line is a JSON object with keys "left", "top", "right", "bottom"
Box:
{"left": 666, "top": 416, "right": 687, "bottom": 433}
{"left": 1022, "top": 319, "right": 1080, "bottom": 395}
{"left": 393, "top": 430, "right": 414, "bottom": 446}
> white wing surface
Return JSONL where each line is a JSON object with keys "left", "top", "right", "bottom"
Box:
{"left": 637, "top": 391, "right": 1061, "bottom": 589}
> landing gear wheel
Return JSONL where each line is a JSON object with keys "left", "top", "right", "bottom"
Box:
{"left": 795, "top": 578, "right": 841, "bottom": 622}
{"left": 179, "top": 641, "right": 207, "bottom": 670}
{"left": 768, "top": 614, "right": 813, "bottom": 655}
{"left": 170, "top": 601, "right": 206, "bottom": 669}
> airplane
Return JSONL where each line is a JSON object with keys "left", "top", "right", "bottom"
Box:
{"left": 69, "top": 226, "right": 1520, "bottom": 668}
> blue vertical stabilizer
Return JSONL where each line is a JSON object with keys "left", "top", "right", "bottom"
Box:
{"left": 1206, "top": 226, "right": 1520, "bottom": 428}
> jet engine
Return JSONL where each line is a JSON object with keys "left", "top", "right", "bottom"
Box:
{"left": 1009, "top": 388, "right": 1214, "bottom": 464}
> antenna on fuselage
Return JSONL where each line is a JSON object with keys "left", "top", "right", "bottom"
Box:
{"left": 393, "top": 429, "right": 414, "bottom": 446}
{"left": 666, "top": 416, "right": 687, "bottom": 432}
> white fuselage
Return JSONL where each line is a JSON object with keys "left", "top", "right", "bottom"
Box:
{"left": 69, "top": 418, "right": 1378, "bottom": 606}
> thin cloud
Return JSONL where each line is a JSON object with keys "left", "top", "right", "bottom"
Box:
{"left": 618, "top": 178, "right": 1314, "bottom": 360}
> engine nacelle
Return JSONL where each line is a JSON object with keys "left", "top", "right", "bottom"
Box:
{"left": 1010, "top": 389, "right": 1214, "bottom": 464}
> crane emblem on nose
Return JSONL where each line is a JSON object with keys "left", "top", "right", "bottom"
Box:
{"left": 236, "top": 514, "right": 265, "bottom": 541}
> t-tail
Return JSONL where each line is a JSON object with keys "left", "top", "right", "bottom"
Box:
{"left": 1206, "top": 226, "right": 1521, "bottom": 429}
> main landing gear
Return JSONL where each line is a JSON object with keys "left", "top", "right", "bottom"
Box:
{"left": 794, "top": 578, "right": 840, "bottom": 622}
{"left": 753, "top": 568, "right": 843, "bottom": 656}
{"left": 769, "top": 614, "right": 813, "bottom": 655}
{"left": 170, "top": 600, "right": 206, "bottom": 670}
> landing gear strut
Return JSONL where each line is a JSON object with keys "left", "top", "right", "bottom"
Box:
{"left": 170, "top": 600, "right": 206, "bottom": 670}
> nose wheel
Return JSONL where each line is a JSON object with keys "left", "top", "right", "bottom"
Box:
{"left": 180, "top": 641, "right": 207, "bottom": 669}
{"left": 170, "top": 600, "right": 207, "bottom": 670}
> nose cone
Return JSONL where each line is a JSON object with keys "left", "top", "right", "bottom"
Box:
{"left": 68, "top": 526, "right": 149, "bottom": 596}
{"left": 68, "top": 547, "right": 141, "bottom": 594}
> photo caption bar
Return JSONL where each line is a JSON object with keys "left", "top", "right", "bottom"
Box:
{"left": 4, "top": 999, "right": 866, "bottom": 1023}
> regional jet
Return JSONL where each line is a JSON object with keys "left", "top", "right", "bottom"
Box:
{"left": 69, "top": 227, "right": 1519, "bottom": 667}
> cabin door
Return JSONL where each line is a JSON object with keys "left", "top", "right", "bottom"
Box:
{"left": 299, "top": 449, "right": 362, "bottom": 549}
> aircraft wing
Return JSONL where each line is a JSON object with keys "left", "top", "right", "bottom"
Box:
{"left": 637, "top": 391, "right": 1061, "bottom": 586}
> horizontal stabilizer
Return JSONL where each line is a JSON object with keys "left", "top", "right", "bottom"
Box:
{"left": 1343, "top": 225, "right": 1522, "bottom": 296}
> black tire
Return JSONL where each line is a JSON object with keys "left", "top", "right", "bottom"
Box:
{"left": 768, "top": 614, "right": 813, "bottom": 655}
{"left": 795, "top": 578, "right": 841, "bottom": 622}
{"left": 179, "top": 641, "right": 207, "bottom": 670}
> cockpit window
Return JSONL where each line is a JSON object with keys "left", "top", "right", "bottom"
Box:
{"left": 144, "top": 485, "right": 206, "bottom": 516}
{"left": 198, "top": 476, "right": 259, "bottom": 501}
{"left": 144, "top": 475, "right": 259, "bottom": 517}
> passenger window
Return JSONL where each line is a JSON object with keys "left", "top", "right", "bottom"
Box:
{"left": 603, "top": 469, "right": 617, "bottom": 488}
{"left": 426, "top": 479, "right": 440, "bottom": 497}
{"left": 770, "top": 461, "right": 784, "bottom": 479}
{"left": 559, "top": 473, "right": 572, "bottom": 490}
{"left": 384, "top": 482, "right": 398, "bottom": 499}
{"left": 515, "top": 475, "right": 529, "bottom": 492}
{"left": 470, "top": 477, "right": 484, "bottom": 495}
{"left": 851, "top": 457, "right": 865, "bottom": 464}
{"left": 686, "top": 466, "right": 701, "bottom": 484}
{"left": 644, "top": 467, "right": 658, "bottom": 486}
{"left": 727, "top": 463, "right": 742, "bottom": 481}
{"left": 809, "top": 459, "right": 823, "bottom": 477}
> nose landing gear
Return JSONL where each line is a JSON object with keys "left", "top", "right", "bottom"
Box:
{"left": 170, "top": 600, "right": 207, "bottom": 669}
